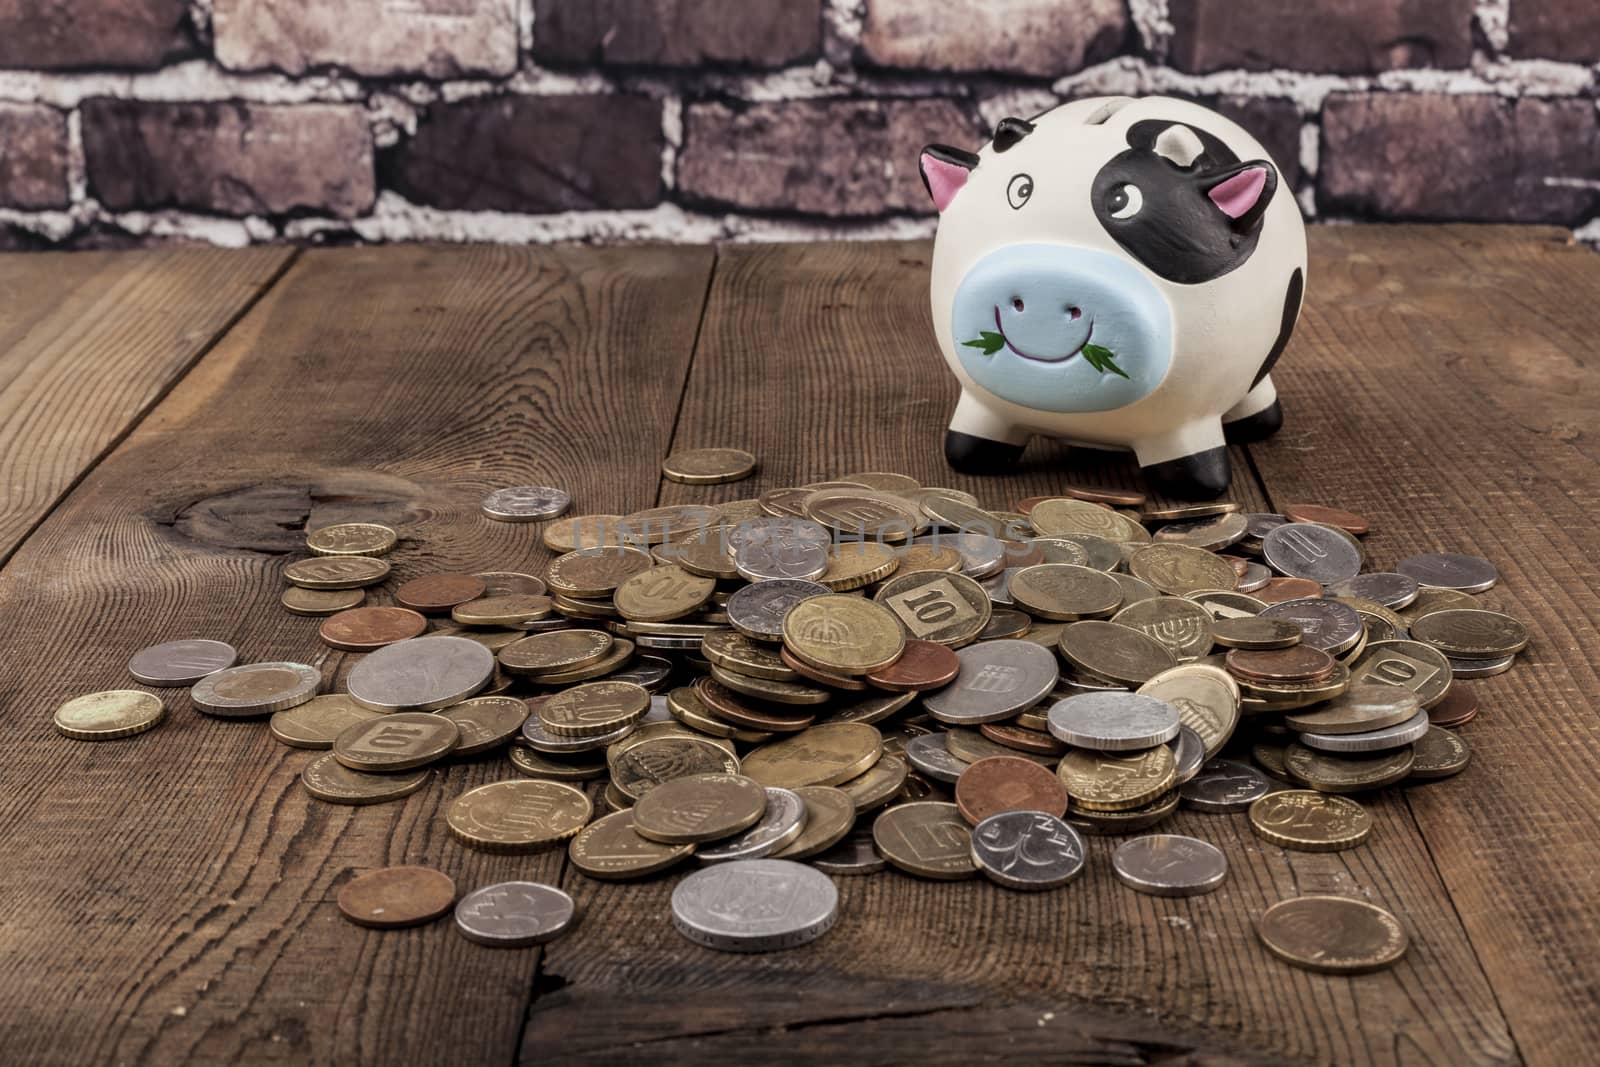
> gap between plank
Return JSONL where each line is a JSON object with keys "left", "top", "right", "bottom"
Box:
{"left": 0, "top": 247, "right": 304, "bottom": 574}
{"left": 653, "top": 246, "right": 722, "bottom": 509}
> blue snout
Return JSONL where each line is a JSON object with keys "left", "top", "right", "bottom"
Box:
{"left": 951, "top": 244, "right": 1172, "bottom": 414}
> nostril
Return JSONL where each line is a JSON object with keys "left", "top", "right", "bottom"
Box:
{"left": 1011, "top": 297, "right": 1025, "bottom": 312}
{"left": 1066, "top": 306, "right": 1082, "bottom": 320}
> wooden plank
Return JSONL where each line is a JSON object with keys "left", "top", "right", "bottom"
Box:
{"left": 0, "top": 247, "right": 295, "bottom": 563}
{"left": 0, "top": 244, "right": 715, "bottom": 1065}
{"left": 529, "top": 241, "right": 1517, "bottom": 1064}
{"left": 1242, "top": 224, "right": 1600, "bottom": 1067}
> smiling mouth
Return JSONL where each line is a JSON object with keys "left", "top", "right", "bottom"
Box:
{"left": 993, "top": 306, "right": 1094, "bottom": 363}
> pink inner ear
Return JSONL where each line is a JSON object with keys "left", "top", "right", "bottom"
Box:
{"left": 1208, "top": 166, "right": 1267, "bottom": 218}
{"left": 921, "top": 152, "right": 971, "bottom": 212}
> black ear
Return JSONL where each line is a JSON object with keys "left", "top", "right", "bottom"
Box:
{"left": 992, "top": 117, "right": 1036, "bottom": 153}
{"left": 1203, "top": 160, "right": 1277, "bottom": 231}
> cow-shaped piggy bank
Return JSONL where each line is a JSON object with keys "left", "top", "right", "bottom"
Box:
{"left": 920, "top": 96, "right": 1306, "bottom": 499}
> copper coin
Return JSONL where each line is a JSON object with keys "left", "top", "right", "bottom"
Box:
{"left": 1282, "top": 504, "right": 1370, "bottom": 536}
{"left": 1065, "top": 485, "right": 1146, "bottom": 507}
{"left": 318, "top": 606, "right": 428, "bottom": 651}
{"left": 1014, "top": 496, "right": 1049, "bottom": 515}
{"left": 1426, "top": 686, "right": 1478, "bottom": 728}
{"left": 864, "top": 640, "right": 960, "bottom": 692}
{"left": 1225, "top": 645, "right": 1336, "bottom": 684}
{"left": 955, "top": 755, "right": 1069, "bottom": 826}
{"left": 1218, "top": 555, "right": 1251, "bottom": 577}
{"left": 978, "top": 721, "right": 1067, "bottom": 756}
{"left": 694, "top": 677, "right": 816, "bottom": 733}
{"left": 337, "top": 866, "right": 456, "bottom": 929}
{"left": 395, "top": 573, "right": 488, "bottom": 614}
{"left": 779, "top": 648, "right": 869, "bottom": 691}
{"left": 1255, "top": 578, "right": 1324, "bottom": 605}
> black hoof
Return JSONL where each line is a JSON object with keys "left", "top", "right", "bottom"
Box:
{"left": 945, "top": 430, "right": 1025, "bottom": 474}
{"left": 1223, "top": 398, "right": 1283, "bottom": 444}
{"left": 1142, "top": 446, "right": 1232, "bottom": 500}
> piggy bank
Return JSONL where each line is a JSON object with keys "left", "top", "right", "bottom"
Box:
{"left": 919, "top": 96, "right": 1306, "bottom": 499}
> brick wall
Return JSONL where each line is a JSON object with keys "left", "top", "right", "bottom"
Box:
{"left": 0, "top": 0, "right": 1596, "bottom": 249}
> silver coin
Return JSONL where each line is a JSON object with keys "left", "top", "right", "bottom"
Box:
{"left": 1179, "top": 758, "right": 1272, "bottom": 812}
{"left": 910, "top": 532, "right": 1004, "bottom": 578}
{"left": 1046, "top": 691, "right": 1181, "bottom": 751}
{"left": 697, "top": 787, "right": 807, "bottom": 862}
{"left": 1154, "top": 512, "right": 1248, "bottom": 551}
{"left": 1190, "top": 590, "right": 1267, "bottom": 620}
{"left": 811, "top": 827, "right": 886, "bottom": 875}
{"left": 608, "top": 654, "right": 674, "bottom": 690}
{"left": 1446, "top": 653, "right": 1515, "bottom": 678}
{"left": 1023, "top": 536, "right": 1090, "bottom": 567}
{"left": 1032, "top": 533, "right": 1120, "bottom": 572}
{"left": 1298, "top": 708, "right": 1430, "bottom": 753}
{"left": 191, "top": 662, "right": 320, "bottom": 718}
{"left": 1396, "top": 552, "right": 1498, "bottom": 593}
{"left": 903, "top": 732, "right": 971, "bottom": 785}
{"left": 1111, "top": 834, "right": 1228, "bottom": 897}
{"left": 726, "top": 517, "right": 831, "bottom": 552}
{"left": 346, "top": 636, "right": 494, "bottom": 712}
{"left": 1326, "top": 572, "right": 1420, "bottom": 608}
{"left": 1245, "top": 513, "right": 1288, "bottom": 540}
{"left": 725, "top": 578, "right": 831, "bottom": 642}
{"left": 642, "top": 693, "right": 674, "bottom": 723}
{"left": 734, "top": 538, "right": 828, "bottom": 582}
{"left": 454, "top": 881, "right": 575, "bottom": 947}
{"left": 1234, "top": 562, "right": 1271, "bottom": 593}
{"left": 970, "top": 811, "right": 1086, "bottom": 891}
{"left": 514, "top": 615, "right": 577, "bottom": 633}
{"left": 1168, "top": 724, "right": 1207, "bottom": 784}
{"left": 128, "top": 638, "right": 239, "bottom": 686}
{"left": 1259, "top": 598, "right": 1363, "bottom": 653}
{"left": 1262, "top": 523, "right": 1362, "bottom": 584}
{"left": 922, "top": 640, "right": 1057, "bottom": 725}
{"left": 521, "top": 715, "right": 634, "bottom": 753}
{"left": 671, "top": 858, "right": 839, "bottom": 953}
{"left": 980, "top": 567, "right": 1020, "bottom": 605}
{"left": 479, "top": 486, "right": 571, "bottom": 522}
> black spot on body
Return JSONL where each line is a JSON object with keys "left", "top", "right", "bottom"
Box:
{"left": 1253, "top": 267, "right": 1303, "bottom": 387}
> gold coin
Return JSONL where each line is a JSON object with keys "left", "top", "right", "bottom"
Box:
{"left": 446, "top": 779, "right": 593, "bottom": 852}
{"left": 1030, "top": 498, "right": 1149, "bottom": 543}
{"left": 568, "top": 809, "right": 695, "bottom": 879}
{"left": 619, "top": 504, "right": 721, "bottom": 545}
{"left": 509, "top": 742, "right": 608, "bottom": 781}
{"left": 1112, "top": 596, "right": 1215, "bottom": 659}
{"left": 872, "top": 801, "right": 976, "bottom": 880}
{"left": 1068, "top": 790, "right": 1179, "bottom": 835}
{"left": 1058, "top": 620, "right": 1177, "bottom": 686}
{"left": 772, "top": 785, "right": 857, "bottom": 859}
{"left": 1249, "top": 791, "right": 1371, "bottom": 851}
{"left": 1283, "top": 684, "right": 1419, "bottom": 735}
{"left": 803, "top": 490, "right": 922, "bottom": 542}
{"left": 873, "top": 570, "right": 991, "bottom": 647}
{"left": 545, "top": 547, "right": 654, "bottom": 597}
{"left": 53, "top": 690, "right": 164, "bottom": 741}
{"left": 1009, "top": 564, "right": 1123, "bottom": 621}
{"left": 783, "top": 595, "right": 906, "bottom": 675}
{"left": 1138, "top": 664, "right": 1240, "bottom": 759}
{"left": 661, "top": 447, "right": 758, "bottom": 485}
{"left": 608, "top": 720, "right": 738, "bottom": 763}
{"left": 610, "top": 735, "right": 740, "bottom": 799}
{"left": 1398, "top": 586, "right": 1478, "bottom": 625}
{"left": 281, "top": 586, "right": 365, "bottom": 616}
{"left": 269, "top": 693, "right": 383, "bottom": 749}
{"left": 896, "top": 542, "right": 964, "bottom": 574}
{"left": 666, "top": 684, "right": 739, "bottom": 738}
{"left": 631, "top": 772, "right": 768, "bottom": 843}
{"left": 1209, "top": 615, "right": 1302, "bottom": 650}
{"left": 1140, "top": 502, "right": 1240, "bottom": 523}
{"left": 451, "top": 595, "right": 553, "bottom": 626}
{"left": 284, "top": 555, "right": 390, "bottom": 589}
{"left": 1284, "top": 742, "right": 1414, "bottom": 793}
{"left": 1410, "top": 608, "right": 1528, "bottom": 657}
{"left": 840, "top": 471, "right": 921, "bottom": 492}
{"left": 306, "top": 522, "right": 397, "bottom": 557}
{"left": 1236, "top": 662, "right": 1351, "bottom": 710}
{"left": 301, "top": 752, "right": 429, "bottom": 805}
{"left": 1346, "top": 640, "right": 1453, "bottom": 709}
{"left": 538, "top": 680, "right": 650, "bottom": 738}
{"left": 1258, "top": 896, "right": 1408, "bottom": 974}
{"left": 538, "top": 638, "right": 639, "bottom": 686}
{"left": 656, "top": 527, "right": 742, "bottom": 580}
{"left": 740, "top": 722, "right": 884, "bottom": 788}
{"left": 333, "top": 712, "right": 460, "bottom": 772}
{"left": 1128, "top": 544, "right": 1238, "bottom": 595}
{"left": 550, "top": 594, "right": 619, "bottom": 620}
{"left": 837, "top": 753, "right": 908, "bottom": 812}
{"left": 701, "top": 630, "right": 798, "bottom": 681}
{"left": 819, "top": 542, "right": 900, "bottom": 591}
{"left": 438, "top": 695, "right": 529, "bottom": 755}
{"left": 543, "top": 515, "right": 627, "bottom": 553}
{"left": 1409, "top": 726, "right": 1472, "bottom": 780}
{"left": 613, "top": 564, "right": 715, "bottom": 622}
{"left": 475, "top": 571, "right": 547, "bottom": 597}
{"left": 709, "top": 664, "right": 832, "bottom": 706}
{"left": 498, "top": 629, "right": 613, "bottom": 675}
{"left": 1056, "top": 746, "right": 1176, "bottom": 811}
{"left": 716, "top": 498, "right": 766, "bottom": 523}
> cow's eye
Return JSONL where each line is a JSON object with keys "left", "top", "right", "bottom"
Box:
{"left": 1006, "top": 173, "right": 1033, "bottom": 210}
{"left": 1108, "top": 183, "right": 1143, "bottom": 219}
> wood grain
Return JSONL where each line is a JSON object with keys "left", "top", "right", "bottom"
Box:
{"left": 1243, "top": 224, "right": 1600, "bottom": 1067}
{"left": 537, "top": 241, "right": 1517, "bottom": 1065}
{"left": 0, "top": 247, "right": 295, "bottom": 563}
{"left": 0, "top": 244, "right": 714, "bottom": 1065}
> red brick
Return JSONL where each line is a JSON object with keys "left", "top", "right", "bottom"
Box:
{"left": 0, "top": 104, "right": 70, "bottom": 209}
{"left": 1318, "top": 93, "right": 1600, "bottom": 224}
{"left": 1212, "top": 97, "right": 1304, "bottom": 190}
{"left": 82, "top": 101, "right": 375, "bottom": 218}
{"left": 0, "top": 0, "right": 190, "bottom": 69}
{"left": 532, "top": 0, "right": 819, "bottom": 68}
{"left": 1508, "top": 0, "right": 1600, "bottom": 64}
{"left": 1168, "top": 0, "right": 1473, "bottom": 74}
{"left": 384, "top": 95, "right": 663, "bottom": 212}
{"left": 213, "top": 0, "right": 516, "bottom": 78}
{"left": 859, "top": 0, "right": 1126, "bottom": 77}
{"left": 678, "top": 99, "right": 977, "bottom": 217}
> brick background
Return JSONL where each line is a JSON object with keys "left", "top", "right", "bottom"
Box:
{"left": 0, "top": 0, "right": 1595, "bottom": 247}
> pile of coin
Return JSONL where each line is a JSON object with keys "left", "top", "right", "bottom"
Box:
{"left": 60, "top": 471, "right": 1527, "bottom": 975}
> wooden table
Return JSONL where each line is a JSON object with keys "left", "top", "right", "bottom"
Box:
{"left": 2, "top": 227, "right": 1595, "bottom": 1066}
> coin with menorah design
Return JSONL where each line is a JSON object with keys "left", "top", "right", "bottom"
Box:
{"left": 1112, "top": 596, "right": 1215, "bottom": 660}
{"left": 782, "top": 595, "right": 905, "bottom": 675}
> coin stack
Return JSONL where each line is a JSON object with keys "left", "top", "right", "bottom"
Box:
{"left": 62, "top": 455, "right": 1527, "bottom": 973}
